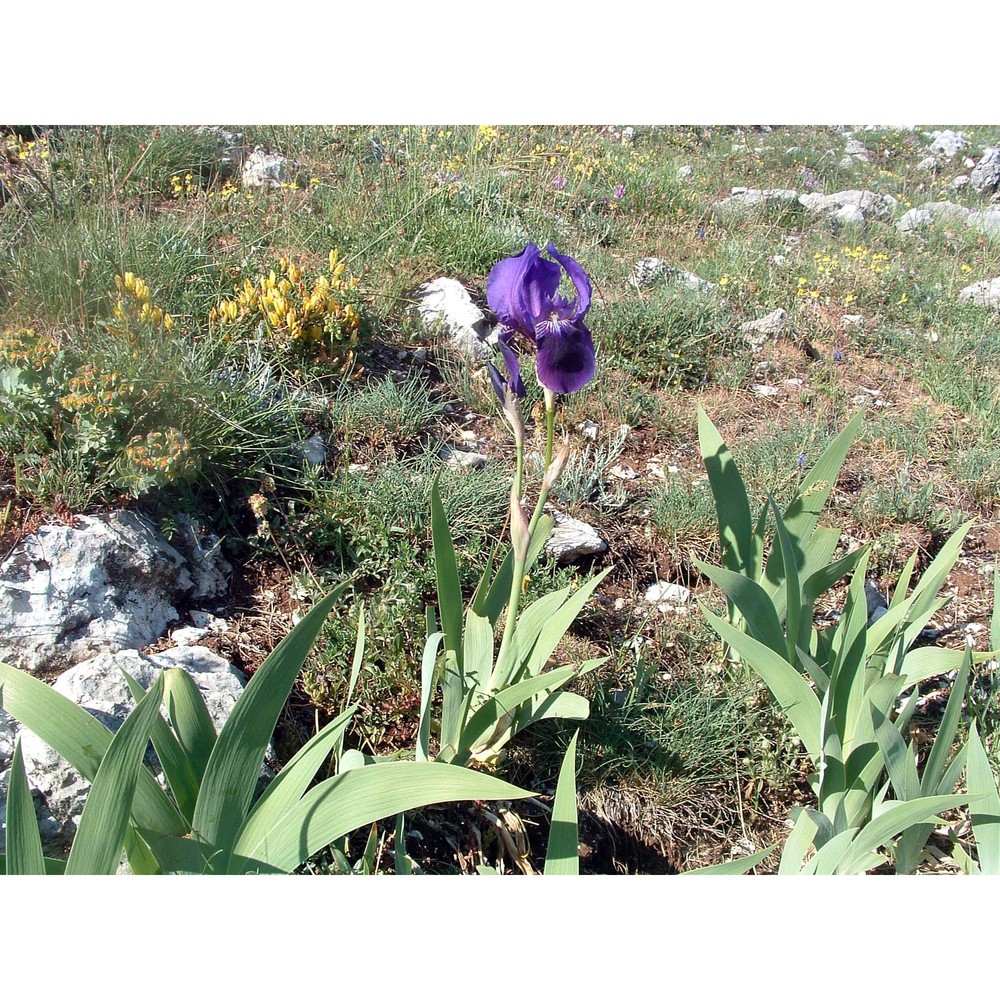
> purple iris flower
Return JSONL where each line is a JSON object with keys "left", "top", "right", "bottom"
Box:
{"left": 486, "top": 242, "right": 596, "bottom": 396}
{"left": 613, "top": 184, "right": 625, "bottom": 199}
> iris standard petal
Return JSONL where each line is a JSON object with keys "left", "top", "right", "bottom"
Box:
{"left": 545, "top": 243, "right": 592, "bottom": 318}
{"left": 486, "top": 243, "right": 541, "bottom": 327}
{"left": 535, "top": 323, "right": 596, "bottom": 394}
{"left": 516, "top": 253, "right": 562, "bottom": 331}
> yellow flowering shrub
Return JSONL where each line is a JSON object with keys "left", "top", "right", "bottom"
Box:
{"left": 0, "top": 326, "right": 59, "bottom": 372}
{"left": 108, "top": 272, "right": 176, "bottom": 335}
{"left": 122, "top": 427, "right": 199, "bottom": 486}
{"left": 60, "top": 363, "right": 137, "bottom": 421}
{"left": 210, "top": 249, "right": 362, "bottom": 366}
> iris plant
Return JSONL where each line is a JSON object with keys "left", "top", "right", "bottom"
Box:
{"left": 484, "top": 242, "right": 595, "bottom": 663}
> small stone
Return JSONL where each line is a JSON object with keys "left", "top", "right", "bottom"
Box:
{"left": 299, "top": 433, "right": 327, "bottom": 466}
{"left": 578, "top": 419, "right": 599, "bottom": 441}
{"left": 676, "top": 164, "right": 693, "bottom": 180}
{"left": 966, "top": 211, "right": 1000, "bottom": 238}
{"left": 188, "top": 610, "right": 229, "bottom": 632}
{"left": 917, "top": 156, "right": 940, "bottom": 173}
{"left": 928, "top": 129, "right": 968, "bottom": 158}
{"left": 609, "top": 463, "right": 637, "bottom": 480}
{"left": 833, "top": 204, "right": 865, "bottom": 224}
{"left": 440, "top": 445, "right": 487, "bottom": 470}
{"left": 170, "top": 625, "right": 210, "bottom": 646}
{"left": 645, "top": 581, "right": 691, "bottom": 604}
{"left": 752, "top": 384, "right": 779, "bottom": 397}
{"left": 842, "top": 314, "right": 865, "bottom": 327}
{"left": 242, "top": 146, "right": 298, "bottom": 188}
{"left": 544, "top": 511, "right": 607, "bottom": 564}
{"left": 970, "top": 148, "right": 1000, "bottom": 194}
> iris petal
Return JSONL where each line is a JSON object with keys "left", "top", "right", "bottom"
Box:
{"left": 535, "top": 323, "right": 596, "bottom": 394}
{"left": 486, "top": 243, "right": 540, "bottom": 329}
{"left": 545, "top": 243, "right": 591, "bottom": 318}
{"left": 487, "top": 243, "right": 597, "bottom": 395}
{"left": 497, "top": 332, "right": 525, "bottom": 397}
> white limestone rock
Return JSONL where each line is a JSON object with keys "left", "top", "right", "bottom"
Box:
{"left": 645, "top": 581, "right": 691, "bottom": 605}
{"left": 958, "top": 276, "right": 1000, "bottom": 310}
{"left": 0, "top": 512, "right": 198, "bottom": 674}
{"left": 799, "top": 189, "right": 898, "bottom": 220}
{"left": 740, "top": 308, "right": 787, "bottom": 349}
{"left": 966, "top": 211, "right": 1000, "bottom": 238}
{"left": 631, "top": 257, "right": 715, "bottom": 293}
{"left": 440, "top": 445, "right": 487, "bottom": 470}
{"left": 971, "top": 148, "right": 1000, "bottom": 194}
{"left": 897, "top": 200, "right": 970, "bottom": 233}
{"left": 928, "top": 130, "right": 968, "bottom": 158}
{"left": 544, "top": 511, "right": 607, "bottom": 564}
{"left": 241, "top": 145, "right": 299, "bottom": 188}
{"left": 414, "top": 278, "right": 492, "bottom": 360}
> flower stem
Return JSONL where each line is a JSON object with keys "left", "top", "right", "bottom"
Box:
{"left": 529, "top": 390, "right": 557, "bottom": 533}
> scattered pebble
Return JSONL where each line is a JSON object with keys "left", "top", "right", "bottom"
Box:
{"left": 440, "top": 445, "right": 487, "bottom": 470}
{"left": 752, "top": 384, "right": 779, "bottom": 397}
{"left": 645, "top": 581, "right": 691, "bottom": 604}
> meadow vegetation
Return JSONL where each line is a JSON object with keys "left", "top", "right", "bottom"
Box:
{"left": 2, "top": 124, "right": 1000, "bottom": 873}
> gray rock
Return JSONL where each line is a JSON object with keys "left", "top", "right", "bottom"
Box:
{"left": 958, "top": 276, "right": 1000, "bottom": 309}
{"left": 917, "top": 156, "right": 940, "bottom": 173}
{"left": 6, "top": 646, "right": 246, "bottom": 855}
{"left": 241, "top": 146, "right": 298, "bottom": 188}
{"left": 833, "top": 204, "right": 866, "bottom": 225}
{"left": 730, "top": 187, "right": 799, "bottom": 205}
{"left": 740, "top": 308, "right": 787, "bottom": 348}
{"left": 631, "top": 258, "right": 715, "bottom": 293}
{"left": 799, "top": 189, "right": 898, "bottom": 220}
{"left": 951, "top": 175, "right": 970, "bottom": 190}
{"left": 971, "top": 148, "right": 1000, "bottom": 194}
{"left": 844, "top": 138, "right": 869, "bottom": 159}
{"left": 414, "top": 278, "right": 492, "bottom": 360}
{"left": 440, "top": 445, "right": 488, "bottom": 470}
{"left": 676, "top": 164, "right": 693, "bottom": 181}
{"left": 0, "top": 512, "right": 198, "bottom": 674}
{"left": 966, "top": 211, "right": 1000, "bottom": 238}
{"left": 544, "top": 511, "right": 607, "bottom": 564}
{"left": 897, "top": 208, "right": 933, "bottom": 233}
{"left": 169, "top": 514, "right": 231, "bottom": 602}
{"left": 299, "top": 432, "right": 327, "bottom": 466}
{"left": 928, "top": 129, "right": 968, "bottom": 158}
{"left": 712, "top": 188, "right": 799, "bottom": 221}
{"left": 865, "top": 580, "right": 889, "bottom": 625}
{"left": 897, "top": 200, "right": 970, "bottom": 233}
